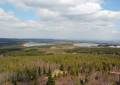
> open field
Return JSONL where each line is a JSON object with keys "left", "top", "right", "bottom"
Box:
{"left": 0, "top": 44, "right": 120, "bottom": 85}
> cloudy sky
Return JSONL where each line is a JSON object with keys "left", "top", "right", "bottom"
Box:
{"left": 0, "top": 0, "right": 120, "bottom": 41}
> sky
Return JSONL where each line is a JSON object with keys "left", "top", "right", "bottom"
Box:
{"left": 0, "top": 0, "right": 120, "bottom": 41}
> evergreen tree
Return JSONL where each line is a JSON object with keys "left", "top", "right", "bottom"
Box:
{"left": 46, "top": 71, "right": 55, "bottom": 85}
{"left": 43, "top": 67, "right": 47, "bottom": 75}
{"left": 11, "top": 76, "right": 17, "bottom": 85}
{"left": 80, "top": 79, "right": 84, "bottom": 85}
{"left": 34, "top": 79, "right": 39, "bottom": 85}
{"left": 59, "top": 64, "right": 64, "bottom": 71}
{"left": 38, "top": 67, "right": 42, "bottom": 76}
{"left": 47, "top": 67, "right": 51, "bottom": 76}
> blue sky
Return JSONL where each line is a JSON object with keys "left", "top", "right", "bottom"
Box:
{"left": 103, "top": 0, "right": 120, "bottom": 11}
{"left": 0, "top": 3, "right": 38, "bottom": 20}
{"left": 0, "top": 0, "right": 120, "bottom": 41}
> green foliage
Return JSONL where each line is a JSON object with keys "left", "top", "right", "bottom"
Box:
{"left": 59, "top": 64, "right": 64, "bottom": 71}
{"left": 38, "top": 67, "right": 42, "bottom": 76}
{"left": 46, "top": 72, "right": 55, "bottom": 85}
{"left": 11, "top": 75, "right": 17, "bottom": 85}
{"left": 25, "top": 68, "right": 38, "bottom": 80}
{"left": 80, "top": 80, "right": 84, "bottom": 85}
{"left": 43, "top": 67, "right": 47, "bottom": 75}
{"left": 47, "top": 67, "right": 51, "bottom": 76}
{"left": 66, "top": 47, "right": 120, "bottom": 56}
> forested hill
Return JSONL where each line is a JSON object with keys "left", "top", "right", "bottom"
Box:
{"left": 0, "top": 38, "right": 66, "bottom": 46}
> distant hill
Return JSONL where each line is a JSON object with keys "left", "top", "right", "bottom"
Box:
{"left": 0, "top": 38, "right": 120, "bottom": 46}
{"left": 0, "top": 38, "right": 69, "bottom": 46}
{"left": 0, "top": 38, "right": 24, "bottom": 46}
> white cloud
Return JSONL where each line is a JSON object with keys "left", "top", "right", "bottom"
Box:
{"left": 37, "top": 8, "right": 60, "bottom": 18}
{"left": 69, "top": 2, "right": 101, "bottom": 15}
{"left": 0, "top": 0, "right": 120, "bottom": 41}
{"left": 96, "top": 10, "right": 120, "bottom": 19}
